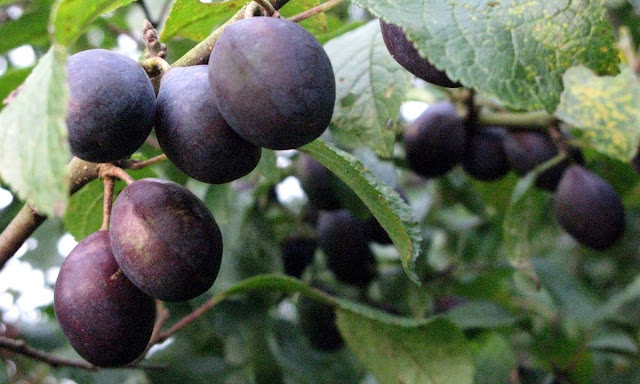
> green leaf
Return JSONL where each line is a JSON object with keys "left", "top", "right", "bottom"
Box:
{"left": 160, "top": 0, "right": 244, "bottom": 42}
{"left": 353, "top": 0, "right": 618, "bottom": 112}
{"left": 51, "top": 0, "right": 136, "bottom": 46}
{"left": 299, "top": 140, "right": 422, "bottom": 284}
{"left": 0, "top": 46, "right": 70, "bottom": 217}
{"left": 0, "top": 6, "right": 49, "bottom": 54}
{"left": 0, "top": 67, "right": 32, "bottom": 108}
{"left": 446, "top": 301, "right": 516, "bottom": 330}
{"left": 555, "top": 66, "right": 640, "bottom": 161}
{"left": 593, "top": 274, "right": 640, "bottom": 327}
{"left": 63, "top": 167, "right": 156, "bottom": 241}
{"left": 324, "top": 20, "right": 412, "bottom": 157}
{"left": 471, "top": 333, "right": 517, "bottom": 384}
{"left": 336, "top": 306, "right": 474, "bottom": 384}
{"left": 278, "top": 0, "right": 329, "bottom": 37}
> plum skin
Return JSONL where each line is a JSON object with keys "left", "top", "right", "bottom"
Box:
{"left": 280, "top": 236, "right": 317, "bottom": 278}
{"left": 298, "top": 294, "right": 343, "bottom": 352}
{"left": 54, "top": 230, "right": 155, "bottom": 367}
{"left": 403, "top": 101, "right": 466, "bottom": 178}
{"left": 317, "top": 210, "right": 377, "bottom": 287}
{"left": 66, "top": 49, "right": 156, "bottom": 163}
{"left": 555, "top": 165, "right": 625, "bottom": 250}
{"left": 109, "top": 178, "right": 223, "bottom": 301}
{"left": 155, "top": 66, "right": 261, "bottom": 184}
{"left": 208, "top": 17, "right": 336, "bottom": 150}
{"left": 379, "top": 20, "right": 459, "bottom": 88}
{"left": 462, "top": 126, "right": 510, "bottom": 181}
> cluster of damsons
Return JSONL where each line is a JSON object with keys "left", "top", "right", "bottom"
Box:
{"left": 403, "top": 101, "right": 626, "bottom": 250}
{"left": 56, "top": 15, "right": 337, "bottom": 367}
{"left": 379, "top": 19, "right": 626, "bottom": 251}
{"left": 277, "top": 154, "right": 402, "bottom": 351}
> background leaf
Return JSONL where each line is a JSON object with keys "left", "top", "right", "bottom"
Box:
{"left": 555, "top": 66, "right": 640, "bottom": 161}
{"left": 300, "top": 140, "right": 422, "bottom": 284}
{"left": 51, "top": 0, "right": 136, "bottom": 46}
{"left": 0, "top": 46, "right": 70, "bottom": 217}
{"left": 0, "top": 67, "right": 32, "bottom": 108}
{"left": 336, "top": 307, "right": 474, "bottom": 384}
{"left": 324, "top": 20, "right": 411, "bottom": 158}
{"left": 0, "top": 0, "right": 50, "bottom": 54}
{"left": 352, "top": 0, "right": 618, "bottom": 112}
{"left": 160, "top": 0, "right": 243, "bottom": 42}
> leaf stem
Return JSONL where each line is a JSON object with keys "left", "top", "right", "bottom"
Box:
{"left": 288, "top": 0, "right": 346, "bottom": 23}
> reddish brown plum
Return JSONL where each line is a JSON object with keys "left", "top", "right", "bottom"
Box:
{"left": 54, "top": 231, "right": 155, "bottom": 367}
{"left": 317, "top": 210, "right": 376, "bottom": 287}
{"left": 208, "top": 17, "right": 335, "bottom": 150}
{"left": 462, "top": 126, "right": 510, "bottom": 181}
{"left": 403, "top": 101, "right": 466, "bottom": 178}
{"left": 155, "top": 66, "right": 261, "bottom": 184}
{"left": 555, "top": 166, "right": 625, "bottom": 250}
{"left": 66, "top": 49, "right": 156, "bottom": 162}
{"left": 109, "top": 179, "right": 223, "bottom": 301}
{"left": 380, "top": 20, "right": 459, "bottom": 88}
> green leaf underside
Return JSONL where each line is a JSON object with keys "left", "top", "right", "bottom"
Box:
{"left": 300, "top": 140, "right": 422, "bottom": 284}
{"left": 353, "top": 0, "right": 618, "bottom": 112}
{"left": 51, "top": 0, "right": 136, "bottom": 46}
{"left": 336, "top": 307, "right": 474, "bottom": 384}
{"left": 160, "top": 0, "right": 244, "bottom": 42}
{"left": 213, "top": 274, "right": 473, "bottom": 384}
{"left": 555, "top": 66, "right": 640, "bottom": 161}
{"left": 63, "top": 167, "right": 156, "bottom": 241}
{"left": 0, "top": 46, "right": 70, "bottom": 217}
{"left": 325, "top": 20, "right": 412, "bottom": 158}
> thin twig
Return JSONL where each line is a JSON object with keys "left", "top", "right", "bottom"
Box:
{"left": 252, "top": 0, "right": 277, "bottom": 16}
{"left": 101, "top": 177, "right": 115, "bottom": 231}
{"left": 99, "top": 164, "right": 135, "bottom": 185}
{"left": 143, "top": 19, "right": 167, "bottom": 59}
{"left": 156, "top": 292, "right": 228, "bottom": 343}
{"left": 127, "top": 154, "right": 168, "bottom": 170}
{"left": 288, "top": 0, "right": 346, "bottom": 23}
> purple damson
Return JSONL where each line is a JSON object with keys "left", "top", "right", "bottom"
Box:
{"left": 403, "top": 101, "right": 466, "bottom": 178}
{"left": 54, "top": 231, "right": 155, "bottom": 367}
{"left": 555, "top": 165, "right": 625, "bottom": 250}
{"left": 380, "top": 20, "right": 459, "bottom": 88}
{"left": 208, "top": 17, "right": 336, "bottom": 150}
{"left": 155, "top": 66, "right": 261, "bottom": 184}
{"left": 109, "top": 179, "right": 223, "bottom": 301}
{"left": 66, "top": 49, "right": 156, "bottom": 163}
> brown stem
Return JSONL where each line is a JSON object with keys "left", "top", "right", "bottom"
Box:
{"left": 101, "top": 177, "right": 115, "bottom": 231}
{"left": 99, "top": 164, "right": 135, "bottom": 185}
{"left": 252, "top": 0, "right": 277, "bottom": 16}
{"left": 156, "top": 292, "right": 228, "bottom": 343}
{"left": 0, "top": 335, "right": 166, "bottom": 371}
{"left": 0, "top": 205, "right": 46, "bottom": 268}
{"left": 288, "top": 0, "right": 346, "bottom": 23}
{"left": 127, "top": 154, "right": 168, "bottom": 170}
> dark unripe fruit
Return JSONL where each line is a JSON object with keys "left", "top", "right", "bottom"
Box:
{"left": 380, "top": 20, "right": 459, "bottom": 88}
{"left": 297, "top": 154, "right": 342, "bottom": 210}
{"left": 555, "top": 165, "right": 625, "bottom": 250}
{"left": 503, "top": 131, "right": 582, "bottom": 191}
{"left": 66, "top": 49, "right": 156, "bottom": 162}
{"left": 209, "top": 17, "right": 336, "bottom": 150}
{"left": 318, "top": 210, "right": 376, "bottom": 287}
{"left": 462, "top": 126, "right": 510, "bottom": 181}
{"left": 403, "top": 101, "right": 466, "bottom": 178}
{"left": 364, "top": 188, "right": 408, "bottom": 245}
{"left": 155, "top": 66, "right": 261, "bottom": 184}
{"left": 54, "top": 231, "right": 155, "bottom": 367}
{"left": 298, "top": 294, "right": 343, "bottom": 351}
{"left": 280, "top": 236, "right": 317, "bottom": 278}
{"left": 110, "top": 178, "right": 223, "bottom": 301}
